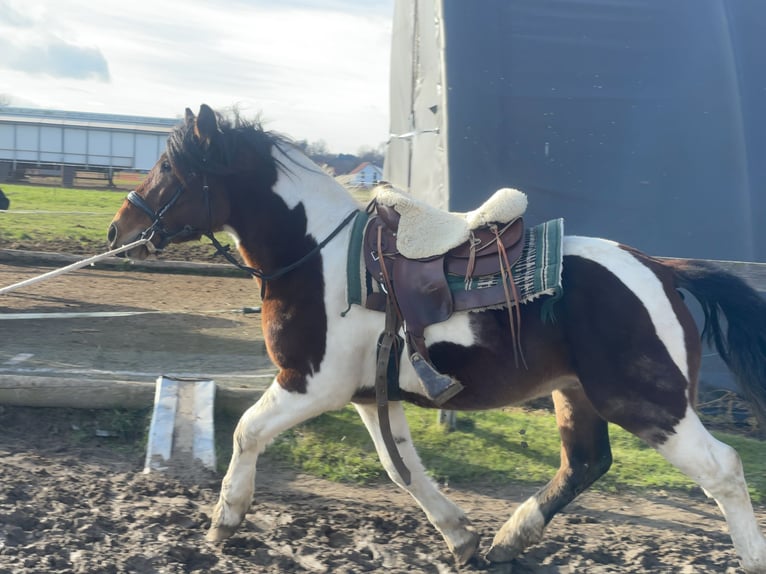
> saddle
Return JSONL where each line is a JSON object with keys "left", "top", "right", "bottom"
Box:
{"left": 363, "top": 186, "right": 528, "bottom": 406}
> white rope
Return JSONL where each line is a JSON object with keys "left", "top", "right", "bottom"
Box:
{"left": 0, "top": 210, "right": 106, "bottom": 215}
{"left": 0, "top": 238, "right": 151, "bottom": 295}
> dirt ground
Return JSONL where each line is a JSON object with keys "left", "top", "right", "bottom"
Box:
{"left": 0, "top": 256, "right": 274, "bottom": 388}
{"left": 0, "top": 253, "right": 764, "bottom": 573}
{"left": 0, "top": 406, "right": 759, "bottom": 574}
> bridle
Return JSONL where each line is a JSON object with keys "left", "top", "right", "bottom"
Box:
{"left": 125, "top": 172, "right": 359, "bottom": 289}
{"left": 126, "top": 185, "right": 199, "bottom": 252}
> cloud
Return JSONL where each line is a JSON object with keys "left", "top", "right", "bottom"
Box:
{"left": 227, "top": 0, "right": 391, "bottom": 17}
{"left": 0, "top": 37, "right": 110, "bottom": 81}
{"left": 0, "top": 0, "right": 35, "bottom": 26}
{"left": 0, "top": 0, "right": 110, "bottom": 80}
{"left": 0, "top": 0, "right": 393, "bottom": 151}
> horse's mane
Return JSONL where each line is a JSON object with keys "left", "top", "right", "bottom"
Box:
{"left": 166, "top": 110, "right": 295, "bottom": 177}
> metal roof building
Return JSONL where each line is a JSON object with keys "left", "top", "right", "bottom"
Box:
{"left": 0, "top": 107, "right": 178, "bottom": 179}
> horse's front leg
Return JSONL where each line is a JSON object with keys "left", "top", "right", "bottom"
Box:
{"left": 207, "top": 379, "right": 346, "bottom": 542}
{"left": 352, "top": 401, "right": 480, "bottom": 565}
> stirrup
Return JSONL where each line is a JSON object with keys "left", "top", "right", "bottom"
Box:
{"left": 410, "top": 353, "right": 464, "bottom": 406}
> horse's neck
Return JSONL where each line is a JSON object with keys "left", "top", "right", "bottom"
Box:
{"left": 226, "top": 145, "right": 358, "bottom": 291}
{"left": 271, "top": 146, "right": 359, "bottom": 239}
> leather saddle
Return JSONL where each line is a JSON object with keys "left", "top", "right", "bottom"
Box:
{"left": 363, "top": 199, "right": 526, "bottom": 405}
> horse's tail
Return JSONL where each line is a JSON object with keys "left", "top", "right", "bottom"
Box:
{"left": 669, "top": 259, "right": 766, "bottom": 430}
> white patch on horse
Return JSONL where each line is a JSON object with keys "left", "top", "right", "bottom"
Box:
{"left": 210, "top": 377, "right": 356, "bottom": 538}
{"left": 424, "top": 312, "right": 476, "bottom": 347}
{"left": 266, "top": 144, "right": 377, "bottom": 398}
{"left": 656, "top": 407, "right": 766, "bottom": 572}
{"left": 563, "top": 236, "right": 689, "bottom": 383}
{"left": 353, "top": 401, "right": 479, "bottom": 562}
{"left": 271, "top": 145, "right": 358, "bottom": 242}
{"left": 396, "top": 313, "right": 476, "bottom": 396}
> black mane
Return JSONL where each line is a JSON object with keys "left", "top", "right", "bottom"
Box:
{"left": 166, "top": 110, "right": 293, "bottom": 177}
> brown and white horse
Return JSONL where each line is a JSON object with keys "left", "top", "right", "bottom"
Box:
{"left": 108, "top": 105, "right": 766, "bottom": 572}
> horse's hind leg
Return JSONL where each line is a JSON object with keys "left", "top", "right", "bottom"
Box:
{"left": 207, "top": 381, "right": 347, "bottom": 543}
{"left": 352, "top": 401, "right": 480, "bottom": 565}
{"left": 487, "top": 386, "right": 612, "bottom": 563}
{"left": 653, "top": 407, "right": 766, "bottom": 573}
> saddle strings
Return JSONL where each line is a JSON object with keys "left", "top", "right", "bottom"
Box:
{"left": 493, "top": 224, "right": 528, "bottom": 370}
{"left": 376, "top": 224, "right": 405, "bottom": 326}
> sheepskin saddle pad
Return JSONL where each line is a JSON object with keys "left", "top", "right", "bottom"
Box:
{"left": 373, "top": 184, "right": 528, "bottom": 259}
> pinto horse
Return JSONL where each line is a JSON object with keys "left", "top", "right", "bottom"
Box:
{"left": 108, "top": 104, "right": 766, "bottom": 572}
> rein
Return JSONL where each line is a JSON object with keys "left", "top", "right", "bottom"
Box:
{"left": 204, "top": 209, "right": 359, "bottom": 283}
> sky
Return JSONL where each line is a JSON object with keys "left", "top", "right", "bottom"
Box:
{"left": 0, "top": 0, "right": 394, "bottom": 153}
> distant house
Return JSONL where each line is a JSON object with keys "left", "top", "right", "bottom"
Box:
{"left": 338, "top": 162, "right": 383, "bottom": 188}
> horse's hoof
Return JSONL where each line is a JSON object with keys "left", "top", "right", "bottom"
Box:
{"left": 485, "top": 543, "right": 521, "bottom": 564}
{"left": 452, "top": 529, "right": 481, "bottom": 565}
{"left": 206, "top": 523, "right": 238, "bottom": 543}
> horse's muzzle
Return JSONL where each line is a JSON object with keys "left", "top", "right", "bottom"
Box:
{"left": 107, "top": 222, "right": 152, "bottom": 259}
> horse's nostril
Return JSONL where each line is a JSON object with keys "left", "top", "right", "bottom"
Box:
{"left": 107, "top": 223, "right": 117, "bottom": 244}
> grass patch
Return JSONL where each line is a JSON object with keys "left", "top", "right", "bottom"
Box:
{"left": 0, "top": 184, "right": 126, "bottom": 245}
{"left": 260, "top": 405, "right": 766, "bottom": 502}
{"left": 0, "top": 181, "right": 366, "bottom": 250}
{"left": 21, "top": 406, "right": 152, "bottom": 458}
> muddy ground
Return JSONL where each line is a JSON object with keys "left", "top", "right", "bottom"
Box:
{"left": 0, "top": 252, "right": 763, "bottom": 573}
{"left": 0, "top": 405, "right": 758, "bottom": 574}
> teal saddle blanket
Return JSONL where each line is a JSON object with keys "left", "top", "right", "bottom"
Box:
{"left": 346, "top": 214, "right": 564, "bottom": 312}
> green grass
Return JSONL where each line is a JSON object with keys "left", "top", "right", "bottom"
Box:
{"left": 0, "top": 184, "right": 126, "bottom": 245}
{"left": 0, "top": 181, "right": 369, "bottom": 248}
{"left": 261, "top": 405, "right": 766, "bottom": 503}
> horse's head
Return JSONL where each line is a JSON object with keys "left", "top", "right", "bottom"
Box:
{"left": 107, "top": 104, "right": 235, "bottom": 259}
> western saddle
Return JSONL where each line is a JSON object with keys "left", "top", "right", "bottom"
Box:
{"left": 363, "top": 185, "right": 529, "bottom": 407}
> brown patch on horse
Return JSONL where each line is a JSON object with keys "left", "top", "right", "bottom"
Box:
{"left": 170, "top": 106, "right": 329, "bottom": 396}
{"left": 236, "top": 200, "right": 328, "bottom": 396}
{"left": 419, "top": 299, "right": 577, "bottom": 410}
{"left": 186, "top": 107, "right": 329, "bottom": 395}
{"left": 534, "top": 386, "right": 612, "bottom": 522}
{"left": 560, "top": 255, "right": 690, "bottom": 444}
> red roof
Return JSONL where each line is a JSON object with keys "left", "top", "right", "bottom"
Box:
{"left": 349, "top": 161, "right": 371, "bottom": 175}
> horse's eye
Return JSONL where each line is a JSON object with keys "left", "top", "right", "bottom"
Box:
{"left": 161, "top": 161, "right": 172, "bottom": 172}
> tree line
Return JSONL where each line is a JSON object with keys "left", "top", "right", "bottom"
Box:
{"left": 294, "top": 139, "right": 385, "bottom": 176}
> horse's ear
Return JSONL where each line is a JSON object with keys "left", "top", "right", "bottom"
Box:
{"left": 184, "top": 108, "right": 195, "bottom": 125}
{"left": 195, "top": 104, "right": 219, "bottom": 147}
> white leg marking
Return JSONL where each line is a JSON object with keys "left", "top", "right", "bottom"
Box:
{"left": 656, "top": 407, "right": 766, "bottom": 572}
{"left": 487, "top": 497, "right": 546, "bottom": 562}
{"left": 209, "top": 379, "right": 350, "bottom": 540}
{"left": 353, "top": 401, "right": 479, "bottom": 564}
{"left": 564, "top": 236, "right": 689, "bottom": 382}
